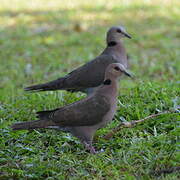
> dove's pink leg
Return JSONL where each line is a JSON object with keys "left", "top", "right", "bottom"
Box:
{"left": 83, "top": 141, "right": 97, "bottom": 154}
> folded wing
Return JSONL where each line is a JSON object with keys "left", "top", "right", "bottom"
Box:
{"left": 37, "top": 94, "right": 110, "bottom": 127}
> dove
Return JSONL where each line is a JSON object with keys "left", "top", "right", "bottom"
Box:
{"left": 25, "top": 26, "right": 131, "bottom": 94}
{"left": 12, "top": 63, "right": 131, "bottom": 153}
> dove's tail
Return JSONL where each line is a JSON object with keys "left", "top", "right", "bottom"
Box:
{"left": 24, "top": 78, "right": 66, "bottom": 92}
{"left": 11, "top": 110, "right": 57, "bottom": 130}
{"left": 11, "top": 120, "right": 47, "bottom": 130}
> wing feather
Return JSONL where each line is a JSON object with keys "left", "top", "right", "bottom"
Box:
{"left": 64, "top": 55, "right": 117, "bottom": 89}
{"left": 49, "top": 94, "right": 110, "bottom": 126}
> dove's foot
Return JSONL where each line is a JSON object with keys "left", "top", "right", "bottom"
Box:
{"left": 83, "top": 141, "right": 97, "bottom": 154}
{"left": 89, "top": 146, "right": 97, "bottom": 154}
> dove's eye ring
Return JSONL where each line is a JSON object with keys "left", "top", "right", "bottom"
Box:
{"left": 117, "top": 29, "right": 122, "bottom": 33}
{"left": 114, "top": 66, "right": 120, "bottom": 71}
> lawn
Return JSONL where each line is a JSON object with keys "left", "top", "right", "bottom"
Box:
{"left": 0, "top": 0, "right": 179, "bottom": 179}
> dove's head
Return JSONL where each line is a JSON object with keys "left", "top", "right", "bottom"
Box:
{"left": 106, "top": 26, "right": 131, "bottom": 45}
{"left": 105, "top": 63, "right": 131, "bottom": 79}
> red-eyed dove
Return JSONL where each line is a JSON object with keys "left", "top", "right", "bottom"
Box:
{"left": 12, "top": 63, "right": 131, "bottom": 153}
{"left": 25, "top": 26, "right": 131, "bottom": 94}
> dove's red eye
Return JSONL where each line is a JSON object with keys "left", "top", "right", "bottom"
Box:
{"left": 117, "top": 29, "right": 122, "bottom": 33}
{"left": 114, "top": 66, "right": 120, "bottom": 71}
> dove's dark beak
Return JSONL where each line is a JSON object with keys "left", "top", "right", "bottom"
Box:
{"left": 123, "top": 32, "right": 132, "bottom": 39}
{"left": 123, "top": 69, "right": 132, "bottom": 77}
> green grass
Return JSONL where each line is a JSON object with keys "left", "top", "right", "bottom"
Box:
{"left": 0, "top": 0, "right": 179, "bottom": 179}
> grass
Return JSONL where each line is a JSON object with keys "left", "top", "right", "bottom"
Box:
{"left": 0, "top": 0, "right": 179, "bottom": 179}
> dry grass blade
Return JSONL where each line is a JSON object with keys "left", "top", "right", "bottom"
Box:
{"left": 103, "top": 110, "right": 179, "bottom": 140}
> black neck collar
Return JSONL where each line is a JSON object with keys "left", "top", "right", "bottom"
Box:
{"left": 103, "top": 79, "right": 111, "bottom": 85}
{"left": 107, "top": 41, "right": 117, "bottom": 47}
